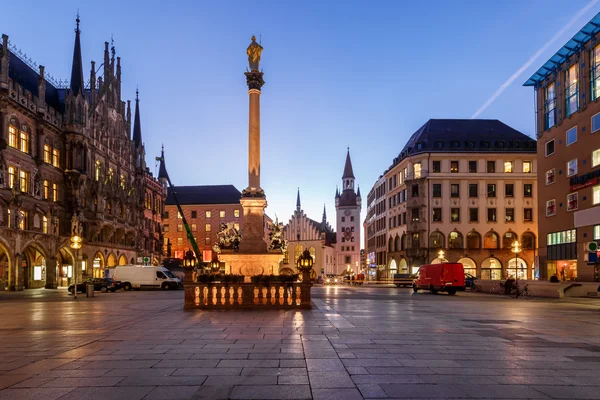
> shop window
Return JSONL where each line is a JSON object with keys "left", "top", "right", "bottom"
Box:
{"left": 523, "top": 161, "right": 532, "bottom": 173}
{"left": 430, "top": 232, "right": 444, "bottom": 248}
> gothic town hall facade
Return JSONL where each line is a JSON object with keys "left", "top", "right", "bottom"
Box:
{"left": 0, "top": 19, "right": 165, "bottom": 291}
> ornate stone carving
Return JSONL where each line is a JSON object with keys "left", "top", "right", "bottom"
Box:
{"left": 244, "top": 71, "right": 265, "bottom": 91}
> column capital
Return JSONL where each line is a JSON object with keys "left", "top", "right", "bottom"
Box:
{"left": 244, "top": 71, "right": 264, "bottom": 91}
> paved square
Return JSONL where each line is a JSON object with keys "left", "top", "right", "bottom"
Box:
{"left": 0, "top": 286, "right": 600, "bottom": 399}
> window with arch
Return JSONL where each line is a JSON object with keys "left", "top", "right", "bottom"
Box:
{"left": 52, "top": 146, "right": 60, "bottom": 168}
{"left": 521, "top": 232, "right": 536, "bottom": 249}
{"left": 120, "top": 174, "right": 126, "bottom": 190}
{"left": 394, "top": 235, "right": 400, "bottom": 252}
{"left": 44, "top": 142, "right": 52, "bottom": 163}
{"left": 42, "top": 216, "right": 48, "bottom": 234}
{"left": 95, "top": 161, "right": 102, "bottom": 181}
{"left": 8, "top": 119, "right": 18, "bottom": 148}
{"left": 108, "top": 167, "right": 114, "bottom": 182}
{"left": 430, "top": 231, "right": 445, "bottom": 249}
{"left": 502, "top": 231, "right": 517, "bottom": 249}
{"left": 295, "top": 244, "right": 303, "bottom": 259}
{"left": 19, "top": 125, "right": 29, "bottom": 153}
{"left": 388, "top": 237, "right": 394, "bottom": 253}
{"left": 483, "top": 231, "right": 499, "bottom": 249}
{"left": 466, "top": 231, "right": 481, "bottom": 249}
{"left": 448, "top": 231, "right": 462, "bottom": 249}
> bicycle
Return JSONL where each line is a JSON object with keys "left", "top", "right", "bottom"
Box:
{"left": 489, "top": 282, "right": 504, "bottom": 295}
{"left": 470, "top": 281, "right": 481, "bottom": 292}
{"left": 510, "top": 284, "right": 534, "bottom": 299}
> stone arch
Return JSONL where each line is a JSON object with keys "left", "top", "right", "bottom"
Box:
{"left": 502, "top": 231, "right": 518, "bottom": 249}
{"left": 394, "top": 235, "right": 400, "bottom": 252}
{"left": 458, "top": 257, "right": 477, "bottom": 277}
{"left": 401, "top": 233, "right": 407, "bottom": 251}
{"left": 0, "top": 237, "right": 12, "bottom": 290}
{"left": 483, "top": 231, "right": 499, "bottom": 249}
{"left": 448, "top": 231, "right": 463, "bottom": 249}
{"left": 398, "top": 258, "right": 408, "bottom": 273}
{"left": 21, "top": 241, "right": 48, "bottom": 289}
{"left": 106, "top": 253, "right": 117, "bottom": 267}
{"left": 481, "top": 257, "right": 502, "bottom": 280}
{"left": 467, "top": 230, "right": 481, "bottom": 249}
{"left": 388, "top": 236, "right": 394, "bottom": 252}
{"left": 521, "top": 231, "right": 536, "bottom": 249}
{"left": 507, "top": 257, "right": 528, "bottom": 279}
{"left": 430, "top": 231, "right": 445, "bottom": 249}
{"left": 56, "top": 247, "right": 75, "bottom": 288}
{"left": 388, "top": 258, "right": 397, "bottom": 273}
{"left": 118, "top": 254, "right": 127, "bottom": 266}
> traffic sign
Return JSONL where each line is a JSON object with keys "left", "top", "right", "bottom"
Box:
{"left": 589, "top": 252, "right": 598, "bottom": 263}
{"left": 587, "top": 242, "right": 598, "bottom": 252}
{"left": 136, "top": 257, "right": 143, "bottom": 264}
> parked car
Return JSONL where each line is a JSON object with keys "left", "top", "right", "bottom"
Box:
{"left": 393, "top": 273, "right": 416, "bottom": 288}
{"left": 412, "top": 263, "right": 466, "bottom": 295}
{"left": 324, "top": 275, "right": 341, "bottom": 285}
{"left": 113, "top": 265, "right": 182, "bottom": 290}
{"left": 68, "top": 278, "right": 122, "bottom": 294}
{"left": 465, "top": 273, "right": 477, "bottom": 289}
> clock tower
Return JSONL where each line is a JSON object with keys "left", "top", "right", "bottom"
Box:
{"left": 335, "top": 149, "right": 362, "bottom": 275}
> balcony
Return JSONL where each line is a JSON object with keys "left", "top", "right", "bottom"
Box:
{"left": 405, "top": 170, "right": 429, "bottom": 182}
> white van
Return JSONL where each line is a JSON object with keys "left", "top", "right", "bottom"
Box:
{"left": 114, "top": 265, "right": 182, "bottom": 290}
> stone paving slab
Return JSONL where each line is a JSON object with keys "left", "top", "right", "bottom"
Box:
{"left": 1, "top": 287, "right": 600, "bottom": 399}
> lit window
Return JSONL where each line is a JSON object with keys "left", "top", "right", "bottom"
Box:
{"left": 593, "top": 149, "right": 600, "bottom": 167}
{"left": 567, "top": 192, "right": 578, "bottom": 212}
{"left": 450, "top": 208, "right": 460, "bottom": 222}
{"left": 8, "top": 124, "right": 17, "bottom": 148}
{"left": 593, "top": 113, "right": 600, "bottom": 133}
{"left": 524, "top": 208, "right": 533, "bottom": 222}
{"left": 505, "top": 208, "right": 514, "bottom": 222}
{"left": 545, "top": 139, "right": 555, "bottom": 157}
{"left": 592, "top": 44, "right": 600, "bottom": 101}
{"left": 414, "top": 162, "right": 422, "bottom": 179}
{"left": 177, "top": 212, "right": 182, "bottom": 219}
{"left": 234, "top": 210, "right": 240, "bottom": 218}
{"left": 18, "top": 210, "right": 27, "bottom": 230}
{"left": 565, "top": 65, "right": 579, "bottom": 117}
{"left": 6, "top": 209, "right": 10, "bottom": 228}
{"left": 567, "top": 159, "right": 578, "bottom": 177}
{"left": 546, "top": 199, "right": 556, "bottom": 217}
{"left": 44, "top": 144, "right": 52, "bottom": 163}
{"left": 205, "top": 224, "right": 211, "bottom": 232}
{"left": 42, "top": 216, "right": 48, "bottom": 234}
{"left": 524, "top": 184, "right": 533, "bottom": 197}
{"left": 523, "top": 161, "right": 532, "bottom": 173}
{"left": 566, "top": 127, "right": 577, "bottom": 146}
{"left": 8, "top": 166, "right": 16, "bottom": 189}
{"left": 234, "top": 223, "right": 240, "bottom": 230}
{"left": 545, "top": 169, "right": 555, "bottom": 185}
{"left": 19, "top": 130, "right": 29, "bottom": 153}
{"left": 120, "top": 174, "right": 126, "bottom": 189}
{"left": 504, "top": 161, "right": 513, "bottom": 173}
{"left": 51, "top": 148, "right": 59, "bottom": 167}
{"left": 450, "top": 161, "right": 459, "bottom": 173}
{"left": 595, "top": 225, "right": 600, "bottom": 240}
{"left": 163, "top": 225, "right": 169, "bottom": 232}
{"left": 220, "top": 210, "right": 225, "bottom": 218}
{"left": 52, "top": 183, "right": 58, "bottom": 202}
{"left": 108, "top": 167, "right": 114, "bottom": 182}
{"left": 206, "top": 211, "right": 211, "bottom": 218}
{"left": 177, "top": 238, "right": 183, "bottom": 246}
{"left": 95, "top": 161, "right": 102, "bottom": 181}
{"left": 191, "top": 223, "right": 197, "bottom": 232}
{"left": 177, "top": 224, "right": 183, "bottom": 232}
{"left": 593, "top": 185, "right": 600, "bottom": 205}
{"left": 545, "top": 83, "right": 556, "bottom": 129}
{"left": 19, "top": 170, "right": 29, "bottom": 193}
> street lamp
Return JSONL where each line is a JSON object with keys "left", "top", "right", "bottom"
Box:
{"left": 70, "top": 233, "right": 82, "bottom": 300}
{"left": 210, "top": 254, "right": 220, "bottom": 273}
{"left": 511, "top": 241, "right": 521, "bottom": 280}
{"left": 438, "top": 249, "right": 445, "bottom": 263}
{"left": 296, "top": 249, "right": 314, "bottom": 283}
{"left": 183, "top": 249, "right": 196, "bottom": 269}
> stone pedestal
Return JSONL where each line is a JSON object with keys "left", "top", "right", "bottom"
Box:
{"left": 219, "top": 251, "right": 284, "bottom": 281}
{"left": 238, "top": 196, "right": 267, "bottom": 254}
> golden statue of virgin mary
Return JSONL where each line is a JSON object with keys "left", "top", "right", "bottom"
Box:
{"left": 246, "top": 35, "right": 263, "bottom": 72}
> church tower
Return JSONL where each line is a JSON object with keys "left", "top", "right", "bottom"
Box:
{"left": 335, "top": 149, "right": 362, "bottom": 275}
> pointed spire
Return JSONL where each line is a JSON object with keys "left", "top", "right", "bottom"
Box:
{"left": 69, "top": 12, "right": 85, "bottom": 96}
{"left": 296, "top": 187, "right": 301, "bottom": 211}
{"left": 342, "top": 147, "right": 355, "bottom": 179}
{"left": 322, "top": 204, "right": 327, "bottom": 222}
{"left": 335, "top": 186, "right": 340, "bottom": 198}
{"left": 357, "top": 185, "right": 361, "bottom": 198}
{"left": 132, "top": 88, "right": 142, "bottom": 147}
{"left": 158, "top": 144, "right": 168, "bottom": 181}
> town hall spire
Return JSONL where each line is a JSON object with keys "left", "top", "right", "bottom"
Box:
{"left": 296, "top": 187, "right": 301, "bottom": 211}
{"left": 133, "top": 88, "right": 142, "bottom": 147}
{"left": 69, "top": 13, "right": 85, "bottom": 97}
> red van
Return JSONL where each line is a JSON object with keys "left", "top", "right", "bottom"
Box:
{"left": 412, "top": 263, "right": 465, "bottom": 295}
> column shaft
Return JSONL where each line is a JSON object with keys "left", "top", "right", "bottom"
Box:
{"left": 248, "top": 89, "right": 261, "bottom": 190}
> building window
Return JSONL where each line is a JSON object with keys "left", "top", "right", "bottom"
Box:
{"left": 505, "top": 208, "right": 515, "bottom": 222}
{"left": 545, "top": 139, "right": 555, "bottom": 157}
{"left": 469, "top": 184, "right": 478, "bottom": 198}
{"left": 205, "top": 237, "right": 211, "bottom": 245}
{"left": 487, "top": 208, "right": 497, "bottom": 222}
{"left": 52, "top": 148, "right": 60, "bottom": 168}
{"left": 19, "top": 130, "right": 29, "bottom": 153}
{"left": 595, "top": 225, "right": 600, "bottom": 240}
{"left": 565, "top": 127, "right": 578, "bottom": 147}
{"left": 234, "top": 210, "right": 240, "bottom": 218}
{"left": 432, "top": 161, "right": 441, "bottom": 173}
{"left": 411, "top": 208, "right": 419, "bottom": 222}
{"left": 546, "top": 199, "right": 556, "bottom": 217}
{"left": 593, "top": 113, "right": 600, "bottom": 134}
{"left": 163, "top": 224, "right": 169, "bottom": 232}
{"left": 43, "top": 180, "right": 49, "bottom": 199}
{"left": 567, "top": 192, "right": 579, "bottom": 212}
{"left": 191, "top": 223, "right": 197, "bottom": 232}
{"left": 19, "top": 170, "right": 29, "bottom": 193}
{"left": 52, "top": 183, "right": 58, "bottom": 202}
{"left": 487, "top": 184, "right": 496, "bottom": 198}
{"left": 524, "top": 208, "right": 533, "bottom": 222}
{"left": 341, "top": 217, "right": 345, "bottom": 222}
{"left": 593, "top": 149, "right": 600, "bottom": 167}
{"left": 450, "top": 208, "right": 460, "bottom": 222}
{"left": 468, "top": 161, "right": 477, "bottom": 173}
{"left": 545, "top": 82, "right": 556, "bottom": 129}
{"left": 412, "top": 184, "right": 419, "bottom": 197}
{"left": 469, "top": 208, "right": 478, "bottom": 222}
{"left": 95, "top": 161, "right": 101, "bottom": 181}
{"left": 432, "top": 184, "right": 441, "bottom": 198}
{"left": 205, "top": 211, "right": 211, "bottom": 218}
{"left": 523, "top": 161, "right": 532, "bottom": 173}
{"left": 432, "top": 208, "right": 442, "bottom": 222}
{"left": 44, "top": 144, "right": 52, "bottom": 163}
{"left": 414, "top": 162, "right": 422, "bottom": 179}
{"left": 487, "top": 161, "right": 495, "bottom": 173}
{"left": 567, "top": 159, "right": 578, "bottom": 177}
{"left": 8, "top": 124, "right": 17, "bottom": 148}
{"left": 191, "top": 211, "right": 197, "bottom": 218}
{"left": 205, "top": 224, "right": 211, "bottom": 232}
{"left": 177, "top": 212, "right": 182, "bottom": 219}
{"left": 8, "top": 166, "right": 15, "bottom": 189}
{"left": 450, "top": 161, "right": 459, "bottom": 173}
{"left": 177, "top": 224, "right": 183, "bottom": 232}
{"left": 594, "top": 185, "right": 600, "bottom": 205}
{"left": 18, "top": 210, "right": 27, "bottom": 230}
{"left": 505, "top": 184, "right": 514, "bottom": 197}
{"left": 547, "top": 229, "right": 576, "bottom": 245}
{"left": 177, "top": 238, "right": 183, "bottom": 246}
{"left": 450, "top": 184, "right": 459, "bottom": 198}
{"left": 565, "top": 65, "right": 579, "bottom": 117}
{"left": 545, "top": 169, "right": 555, "bottom": 185}
{"left": 350, "top": 216, "right": 354, "bottom": 222}
{"left": 504, "top": 161, "right": 513, "bottom": 173}
{"left": 524, "top": 184, "right": 533, "bottom": 197}
{"left": 220, "top": 210, "right": 225, "bottom": 218}
{"left": 593, "top": 44, "right": 600, "bottom": 101}
{"left": 164, "top": 211, "right": 169, "bottom": 219}
{"left": 42, "top": 216, "right": 48, "bottom": 234}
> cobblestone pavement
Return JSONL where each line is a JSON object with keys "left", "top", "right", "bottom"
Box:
{"left": 1, "top": 286, "right": 600, "bottom": 399}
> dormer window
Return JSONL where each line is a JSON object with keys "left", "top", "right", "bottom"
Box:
{"left": 416, "top": 142, "right": 423, "bottom": 150}
{"left": 435, "top": 141, "right": 444, "bottom": 148}
{"left": 451, "top": 141, "right": 460, "bottom": 148}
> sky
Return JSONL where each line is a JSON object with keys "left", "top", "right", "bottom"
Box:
{"left": 3, "top": 0, "right": 599, "bottom": 243}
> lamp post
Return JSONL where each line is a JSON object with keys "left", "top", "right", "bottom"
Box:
{"left": 210, "top": 254, "right": 220, "bottom": 274}
{"left": 296, "top": 249, "right": 314, "bottom": 284}
{"left": 438, "top": 249, "right": 445, "bottom": 263}
{"left": 69, "top": 233, "right": 82, "bottom": 300}
{"left": 511, "top": 240, "right": 521, "bottom": 296}
{"left": 183, "top": 249, "right": 196, "bottom": 269}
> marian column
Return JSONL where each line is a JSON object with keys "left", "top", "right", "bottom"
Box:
{"left": 239, "top": 36, "right": 267, "bottom": 253}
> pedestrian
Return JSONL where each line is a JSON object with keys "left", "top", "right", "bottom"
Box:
{"left": 504, "top": 275, "right": 515, "bottom": 295}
